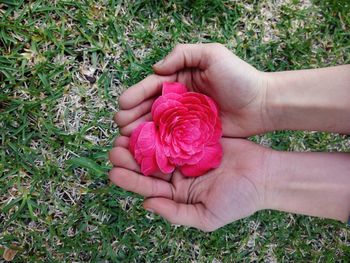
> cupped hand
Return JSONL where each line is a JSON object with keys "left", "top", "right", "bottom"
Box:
{"left": 115, "top": 43, "right": 273, "bottom": 138}
{"left": 109, "top": 136, "right": 270, "bottom": 232}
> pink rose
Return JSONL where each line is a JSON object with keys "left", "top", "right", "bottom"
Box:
{"left": 129, "top": 82, "right": 222, "bottom": 177}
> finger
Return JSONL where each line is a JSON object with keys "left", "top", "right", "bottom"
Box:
{"left": 143, "top": 198, "right": 212, "bottom": 231}
{"left": 110, "top": 140, "right": 172, "bottom": 181}
{"left": 112, "top": 137, "right": 172, "bottom": 183}
{"left": 109, "top": 147, "right": 140, "bottom": 172}
{"left": 115, "top": 97, "right": 155, "bottom": 127}
{"left": 153, "top": 43, "right": 216, "bottom": 75}
{"left": 151, "top": 171, "right": 172, "bottom": 181}
{"left": 120, "top": 112, "right": 152, "bottom": 136}
{"left": 119, "top": 74, "right": 176, "bottom": 110}
{"left": 113, "top": 136, "right": 130, "bottom": 148}
{"left": 109, "top": 167, "right": 173, "bottom": 199}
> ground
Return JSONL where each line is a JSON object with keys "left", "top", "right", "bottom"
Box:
{"left": 1, "top": 0, "right": 350, "bottom": 262}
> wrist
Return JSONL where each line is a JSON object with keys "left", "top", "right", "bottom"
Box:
{"left": 262, "top": 150, "right": 350, "bottom": 222}
{"left": 256, "top": 147, "right": 282, "bottom": 211}
{"left": 261, "top": 149, "right": 286, "bottom": 211}
{"left": 262, "top": 66, "right": 350, "bottom": 133}
{"left": 263, "top": 72, "right": 288, "bottom": 132}
{"left": 247, "top": 71, "right": 281, "bottom": 135}
{"left": 252, "top": 145, "right": 278, "bottom": 212}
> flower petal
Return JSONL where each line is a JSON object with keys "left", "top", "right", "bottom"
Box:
{"left": 130, "top": 122, "right": 162, "bottom": 176}
{"left": 138, "top": 82, "right": 223, "bottom": 177}
{"left": 209, "top": 118, "right": 223, "bottom": 144}
{"left": 204, "top": 95, "right": 219, "bottom": 117}
{"left": 151, "top": 94, "right": 183, "bottom": 124}
{"left": 156, "top": 136, "right": 175, "bottom": 174}
{"left": 129, "top": 122, "right": 147, "bottom": 155}
{"left": 162, "top": 82, "right": 187, "bottom": 95}
{"left": 141, "top": 156, "right": 159, "bottom": 176}
{"left": 179, "top": 143, "right": 222, "bottom": 177}
{"left": 136, "top": 122, "right": 157, "bottom": 155}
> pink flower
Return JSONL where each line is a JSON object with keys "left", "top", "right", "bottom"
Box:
{"left": 129, "top": 82, "right": 222, "bottom": 177}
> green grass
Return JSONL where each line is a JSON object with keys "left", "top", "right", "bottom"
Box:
{"left": 1, "top": 0, "right": 350, "bottom": 261}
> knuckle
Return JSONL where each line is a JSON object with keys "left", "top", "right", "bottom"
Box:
{"left": 118, "top": 95, "right": 127, "bottom": 109}
{"left": 132, "top": 173, "right": 142, "bottom": 192}
{"left": 200, "top": 224, "right": 217, "bottom": 233}
{"left": 198, "top": 211, "right": 218, "bottom": 232}
{"left": 108, "top": 149, "right": 114, "bottom": 162}
{"left": 168, "top": 219, "right": 177, "bottom": 225}
{"left": 210, "top": 42, "right": 224, "bottom": 49}
{"left": 174, "top": 43, "right": 185, "bottom": 52}
{"left": 108, "top": 168, "right": 116, "bottom": 181}
{"left": 114, "top": 112, "right": 122, "bottom": 125}
{"left": 119, "top": 126, "right": 128, "bottom": 136}
{"left": 113, "top": 138, "right": 119, "bottom": 147}
{"left": 140, "top": 99, "right": 152, "bottom": 114}
{"left": 150, "top": 181, "right": 159, "bottom": 197}
{"left": 139, "top": 82, "right": 148, "bottom": 101}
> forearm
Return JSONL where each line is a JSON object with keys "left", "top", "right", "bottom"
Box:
{"left": 264, "top": 150, "right": 350, "bottom": 222}
{"left": 266, "top": 65, "right": 350, "bottom": 133}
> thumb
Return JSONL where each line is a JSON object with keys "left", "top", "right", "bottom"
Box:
{"left": 143, "top": 197, "right": 213, "bottom": 232}
{"left": 153, "top": 44, "right": 210, "bottom": 75}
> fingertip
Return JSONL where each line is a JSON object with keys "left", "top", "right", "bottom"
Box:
{"left": 152, "top": 59, "right": 165, "bottom": 68}
{"left": 110, "top": 168, "right": 173, "bottom": 198}
{"left": 143, "top": 198, "right": 212, "bottom": 231}
{"left": 153, "top": 44, "right": 210, "bottom": 76}
{"left": 142, "top": 198, "right": 186, "bottom": 227}
{"left": 143, "top": 198, "right": 160, "bottom": 214}
{"left": 143, "top": 200, "right": 154, "bottom": 213}
{"left": 113, "top": 137, "right": 118, "bottom": 147}
{"left": 119, "top": 126, "right": 130, "bottom": 136}
{"left": 152, "top": 57, "right": 172, "bottom": 75}
{"left": 114, "top": 111, "right": 122, "bottom": 125}
{"left": 108, "top": 147, "right": 118, "bottom": 164}
{"left": 143, "top": 198, "right": 171, "bottom": 215}
{"left": 151, "top": 64, "right": 161, "bottom": 74}
{"left": 109, "top": 146, "right": 140, "bottom": 172}
{"left": 119, "top": 75, "right": 177, "bottom": 110}
{"left": 114, "top": 110, "right": 131, "bottom": 127}
{"left": 144, "top": 207, "right": 155, "bottom": 213}
{"left": 108, "top": 167, "right": 118, "bottom": 181}
{"left": 109, "top": 167, "right": 129, "bottom": 186}
{"left": 118, "top": 93, "right": 132, "bottom": 110}
{"left": 120, "top": 112, "right": 153, "bottom": 136}
{"left": 116, "top": 98, "right": 156, "bottom": 129}
{"left": 108, "top": 147, "right": 122, "bottom": 167}
{"left": 113, "top": 136, "right": 130, "bottom": 148}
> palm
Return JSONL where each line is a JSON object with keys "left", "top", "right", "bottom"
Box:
{"left": 174, "top": 56, "right": 267, "bottom": 137}
{"left": 115, "top": 44, "right": 269, "bottom": 138}
{"left": 165, "top": 138, "right": 267, "bottom": 231}
{"left": 109, "top": 138, "right": 268, "bottom": 231}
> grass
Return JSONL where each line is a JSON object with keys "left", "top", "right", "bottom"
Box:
{"left": 1, "top": 0, "right": 350, "bottom": 261}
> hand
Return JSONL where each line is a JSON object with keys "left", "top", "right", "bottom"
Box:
{"left": 115, "top": 43, "right": 273, "bottom": 138}
{"left": 109, "top": 137, "right": 270, "bottom": 232}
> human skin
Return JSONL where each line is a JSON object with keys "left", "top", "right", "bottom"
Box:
{"left": 109, "top": 136, "right": 350, "bottom": 232}
{"left": 114, "top": 43, "right": 350, "bottom": 137}
{"left": 109, "top": 43, "right": 350, "bottom": 231}
{"left": 266, "top": 65, "right": 350, "bottom": 134}
{"left": 115, "top": 43, "right": 271, "bottom": 137}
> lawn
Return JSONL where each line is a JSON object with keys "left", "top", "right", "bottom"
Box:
{"left": 1, "top": 0, "right": 350, "bottom": 261}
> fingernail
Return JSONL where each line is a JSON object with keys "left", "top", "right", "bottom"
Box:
{"left": 154, "top": 59, "right": 164, "bottom": 66}
{"left": 145, "top": 208, "right": 154, "bottom": 213}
